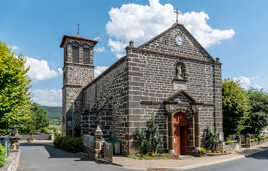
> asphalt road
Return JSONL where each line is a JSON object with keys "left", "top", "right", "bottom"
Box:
{"left": 18, "top": 143, "right": 140, "bottom": 171}
{"left": 188, "top": 148, "right": 268, "bottom": 171}
{"left": 18, "top": 143, "right": 268, "bottom": 171}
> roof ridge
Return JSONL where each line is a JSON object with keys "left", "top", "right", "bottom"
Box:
{"left": 60, "top": 35, "right": 98, "bottom": 48}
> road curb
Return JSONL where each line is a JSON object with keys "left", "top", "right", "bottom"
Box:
{"left": 119, "top": 146, "right": 268, "bottom": 171}
{"left": 177, "top": 155, "right": 245, "bottom": 170}
{"left": 4, "top": 149, "right": 21, "bottom": 171}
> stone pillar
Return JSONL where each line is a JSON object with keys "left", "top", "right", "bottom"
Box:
{"left": 94, "top": 126, "right": 104, "bottom": 159}
{"left": 50, "top": 130, "right": 55, "bottom": 141}
{"left": 236, "top": 135, "right": 241, "bottom": 145}
{"left": 194, "top": 113, "right": 200, "bottom": 148}
{"left": 169, "top": 113, "right": 175, "bottom": 154}
{"left": 245, "top": 134, "right": 251, "bottom": 148}
{"left": 192, "top": 115, "right": 195, "bottom": 149}
{"left": 10, "top": 129, "right": 20, "bottom": 152}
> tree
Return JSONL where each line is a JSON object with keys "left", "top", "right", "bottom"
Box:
{"left": 241, "top": 112, "right": 267, "bottom": 136}
{"left": 222, "top": 79, "right": 251, "bottom": 138}
{"left": 31, "top": 103, "right": 49, "bottom": 130}
{"left": 242, "top": 89, "right": 268, "bottom": 136}
{"left": 247, "top": 89, "right": 268, "bottom": 114}
{"left": 0, "top": 42, "right": 32, "bottom": 135}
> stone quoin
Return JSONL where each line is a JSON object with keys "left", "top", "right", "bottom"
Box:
{"left": 60, "top": 23, "right": 223, "bottom": 155}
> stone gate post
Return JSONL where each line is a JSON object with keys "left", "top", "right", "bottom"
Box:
{"left": 236, "top": 135, "right": 241, "bottom": 145}
{"left": 245, "top": 134, "right": 251, "bottom": 148}
{"left": 94, "top": 125, "right": 104, "bottom": 159}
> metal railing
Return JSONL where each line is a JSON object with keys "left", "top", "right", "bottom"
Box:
{"left": 0, "top": 135, "right": 11, "bottom": 157}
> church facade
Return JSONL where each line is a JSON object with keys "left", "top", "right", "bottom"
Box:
{"left": 61, "top": 23, "right": 222, "bottom": 155}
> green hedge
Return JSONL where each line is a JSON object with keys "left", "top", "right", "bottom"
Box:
{"left": 0, "top": 144, "right": 7, "bottom": 167}
{"left": 53, "top": 136, "right": 85, "bottom": 153}
{"left": 225, "top": 140, "right": 235, "bottom": 145}
{"left": 40, "top": 127, "right": 51, "bottom": 134}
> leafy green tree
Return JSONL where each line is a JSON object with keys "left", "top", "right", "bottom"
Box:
{"left": 222, "top": 79, "right": 251, "bottom": 138}
{"left": 241, "top": 89, "right": 268, "bottom": 136}
{"left": 31, "top": 103, "right": 49, "bottom": 130}
{"left": 0, "top": 42, "right": 32, "bottom": 135}
{"left": 241, "top": 112, "right": 267, "bottom": 136}
{"left": 247, "top": 89, "right": 268, "bottom": 114}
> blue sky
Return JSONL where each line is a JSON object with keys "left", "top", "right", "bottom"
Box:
{"left": 1, "top": 0, "right": 267, "bottom": 106}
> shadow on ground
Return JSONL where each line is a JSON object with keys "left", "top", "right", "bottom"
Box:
{"left": 20, "top": 143, "right": 122, "bottom": 167}
{"left": 21, "top": 143, "right": 81, "bottom": 159}
{"left": 241, "top": 147, "right": 268, "bottom": 160}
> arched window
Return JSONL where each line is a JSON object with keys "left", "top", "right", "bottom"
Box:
{"left": 83, "top": 45, "right": 90, "bottom": 64}
{"left": 72, "top": 42, "right": 79, "bottom": 63}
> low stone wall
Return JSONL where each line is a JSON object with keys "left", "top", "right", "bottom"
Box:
{"left": 224, "top": 143, "right": 241, "bottom": 152}
{"left": 83, "top": 126, "right": 113, "bottom": 162}
{"left": 251, "top": 138, "right": 268, "bottom": 147}
{"left": 224, "top": 136, "right": 268, "bottom": 152}
{"left": 20, "top": 134, "right": 52, "bottom": 140}
{"left": 0, "top": 150, "right": 20, "bottom": 171}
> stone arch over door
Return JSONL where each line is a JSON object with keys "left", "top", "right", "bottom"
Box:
{"left": 165, "top": 104, "right": 199, "bottom": 154}
{"left": 164, "top": 90, "right": 200, "bottom": 154}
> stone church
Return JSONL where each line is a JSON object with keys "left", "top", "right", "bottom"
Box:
{"left": 60, "top": 23, "right": 222, "bottom": 155}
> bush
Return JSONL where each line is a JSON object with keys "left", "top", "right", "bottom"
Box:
{"left": 225, "top": 140, "right": 235, "bottom": 145}
{"left": 197, "top": 147, "right": 206, "bottom": 154}
{"left": 136, "top": 115, "right": 163, "bottom": 155}
{"left": 49, "top": 127, "right": 61, "bottom": 137}
{"left": 0, "top": 144, "right": 7, "bottom": 167}
{"left": 53, "top": 136, "right": 63, "bottom": 148}
{"left": 40, "top": 127, "right": 51, "bottom": 134}
{"left": 204, "top": 128, "right": 219, "bottom": 150}
{"left": 53, "top": 136, "right": 85, "bottom": 153}
{"left": 27, "top": 136, "right": 35, "bottom": 142}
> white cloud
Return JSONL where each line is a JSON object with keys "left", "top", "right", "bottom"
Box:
{"left": 94, "top": 36, "right": 100, "bottom": 41}
{"left": 9, "top": 45, "right": 19, "bottom": 50}
{"left": 25, "top": 57, "right": 58, "bottom": 81}
{"left": 106, "top": 0, "right": 235, "bottom": 57}
{"left": 94, "top": 66, "right": 109, "bottom": 78}
{"left": 233, "top": 76, "right": 262, "bottom": 90}
{"left": 95, "top": 46, "right": 105, "bottom": 53}
{"left": 108, "top": 39, "right": 127, "bottom": 58}
{"left": 31, "top": 89, "right": 62, "bottom": 106}
{"left": 58, "top": 68, "right": 63, "bottom": 75}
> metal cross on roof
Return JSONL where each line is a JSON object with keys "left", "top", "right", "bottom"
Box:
{"left": 77, "top": 24, "right": 80, "bottom": 35}
{"left": 174, "top": 8, "right": 180, "bottom": 24}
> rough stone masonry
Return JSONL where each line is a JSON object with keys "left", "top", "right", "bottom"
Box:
{"left": 61, "top": 23, "right": 223, "bottom": 155}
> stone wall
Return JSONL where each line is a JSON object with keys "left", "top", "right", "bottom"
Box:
{"left": 81, "top": 58, "right": 129, "bottom": 154}
{"left": 139, "top": 24, "right": 212, "bottom": 62}
{"left": 64, "top": 64, "right": 94, "bottom": 86}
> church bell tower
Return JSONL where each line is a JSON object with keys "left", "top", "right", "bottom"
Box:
{"left": 60, "top": 35, "right": 97, "bottom": 136}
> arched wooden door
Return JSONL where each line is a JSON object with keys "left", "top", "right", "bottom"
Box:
{"left": 173, "top": 112, "right": 188, "bottom": 155}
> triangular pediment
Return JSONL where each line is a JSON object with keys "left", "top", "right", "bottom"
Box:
{"left": 166, "top": 90, "right": 195, "bottom": 104}
{"left": 138, "top": 23, "right": 214, "bottom": 62}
